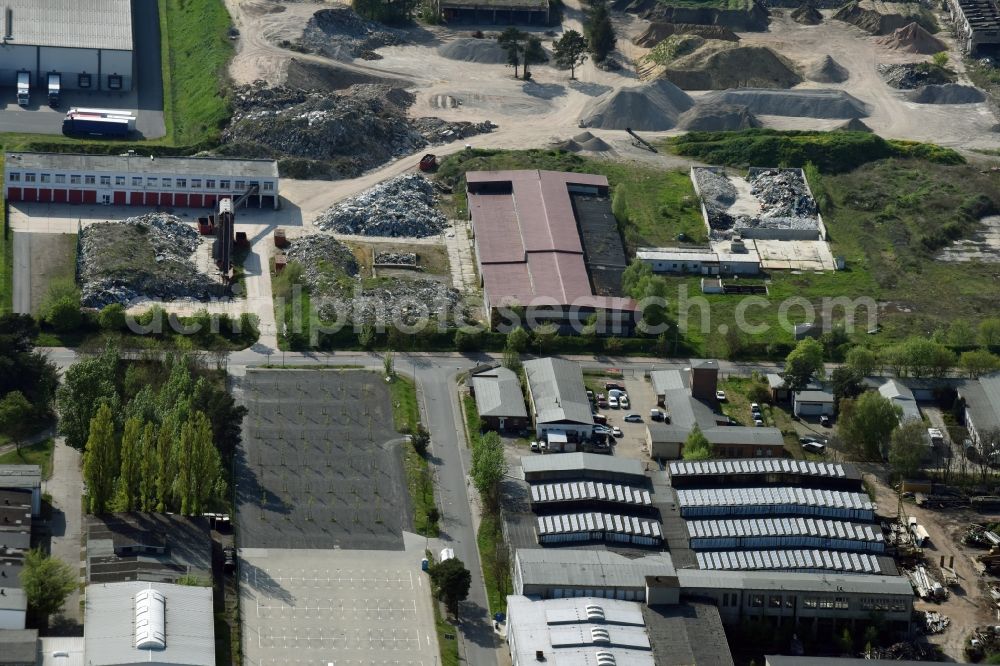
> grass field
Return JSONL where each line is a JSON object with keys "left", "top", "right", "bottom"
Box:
{"left": 477, "top": 513, "right": 512, "bottom": 616}
{"left": 390, "top": 374, "right": 440, "bottom": 537}
{"left": 432, "top": 598, "right": 460, "bottom": 666}
{"left": 0, "top": 438, "right": 55, "bottom": 479}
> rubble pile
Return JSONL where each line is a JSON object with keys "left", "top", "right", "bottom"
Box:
{"left": 749, "top": 169, "right": 819, "bottom": 219}
{"left": 869, "top": 642, "right": 941, "bottom": 660}
{"left": 410, "top": 117, "right": 497, "bottom": 143}
{"left": 285, "top": 235, "right": 360, "bottom": 290}
{"left": 920, "top": 610, "right": 950, "bottom": 635}
{"left": 878, "top": 62, "right": 953, "bottom": 89}
{"left": 876, "top": 21, "right": 947, "bottom": 54}
{"left": 694, "top": 169, "right": 738, "bottom": 209}
{"left": 314, "top": 174, "right": 447, "bottom": 238}
{"left": 78, "top": 214, "right": 219, "bottom": 308}
{"left": 374, "top": 251, "right": 418, "bottom": 265}
{"left": 300, "top": 7, "right": 402, "bottom": 61}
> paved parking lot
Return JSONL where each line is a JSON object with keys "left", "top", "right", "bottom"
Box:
{"left": 240, "top": 543, "right": 439, "bottom": 666}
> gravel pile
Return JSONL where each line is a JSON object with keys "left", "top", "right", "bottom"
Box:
{"left": 876, "top": 22, "right": 946, "bottom": 54}
{"left": 834, "top": 0, "right": 934, "bottom": 35}
{"left": 702, "top": 88, "right": 870, "bottom": 118}
{"left": 300, "top": 7, "right": 402, "bottom": 61}
{"left": 579, "top": 80, "right": 694, "bottom": 130}
{"left": 374, "top": 251, "right": 417, "bottom": 265}
{"left": 877, "top": 62, "right": 953, "bottom": 89}
{"left": 677, "top": 103, "right": 761, "bottom": 130}
{"left": 906, "top": 83, "right": 986, "bottom": 104}
{"left": 314, "top": 174, "right": 447, "bottom": 238}
{"left": 662, "top": 44, "right": 802, "bottom": 90}
{"left": 749, "top": 169, "right": 819, "bottom": 219}
{"left": 694, "top": 169, "right": 738, "bottom": 209}
{"left": 805, "top": 55, "right": 849, "bottom": 83}
{"left": 835, "top": 118, "right": 873, "bottom": 132}
{"left": 573, "top": 131, "right": 612, "bottom": 151}
{"left": 791, "top": 5, "right": 823, "bottom": 24}
{"left": 78, "top": 214, "right": 218, "bottom": 307}
{"left": 438, "top": 38, "right": 510, "bottom": 64}
{"left": 633, "top": 22, "right": 739, "bottom": 47}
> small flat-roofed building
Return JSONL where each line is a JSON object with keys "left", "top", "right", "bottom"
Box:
{"left": 437, "top": 0, "right": 551, "bottom": 24}
{"left": 0, "top": 467, "right": 40, "bottom": 516}
{"left": 0, "top": 0, "right": 133, "bottom": 93}
{"left": 0, "top": 629, "right": 37, "bottom": 666}
{"left": 647, "top": 422, "right": 785, "bottom": 460}
{"left": 793, "top": 388, "right": 836, "bottom": 417}
{"left": 86, "top": 513, "right": 212, "bottom": 585}
{"left": 767, "top": 373, "right": 790, "bottom": 403}
{"left": 523, "top": 358, "right": 594, "bottom": 442}
{"left": 529, "top": 480, "right": 654, "bottom": 513}
{"left": 958, "top": 373, "right": 1000, "bottom": 450}
{"left": 514, "top": 548, "right": 677, "bottom": 602}
{"left": 678, "top": 569, "right": 913, "bottom": 632}
{"left": 637, "top": 239, "right": 761, "bottom": 277}
{"left": 84, "top": 581, "right": 214, "bottom": 666}
{"left": 467, "top": 170, "right": 636, "bottom": 333}
{"left": 5, "top": 152, "right": 279, "bottom": 209}
{"left": 522, "top": 452, "right": 647, "bottom": 484}
{"left": 470, "top": 366, "right": 528, "bottom": 432}
{"left": 666, "top": 459, "right": 862, "bottom": 492}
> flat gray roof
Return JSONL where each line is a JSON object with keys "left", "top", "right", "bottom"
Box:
{"left": 516, "top": 548, "right": 676, "bottom": 589}
{"left": 523, "top": 358, "right": 593, "bottom": 426}
{"left": 795, "top": 389, "right": 834, "bottom": 403}
{"left": 85, "top": 582, "right": 214, "bottom": 666}
{"left": 702, "top": 426, "right": 784, "bottom": 446}
{"left": 521, "top": 452, "right": 646, "bottom": 478}
{"left": 643, "top": 601, "right": 734, "bottom": 666}
{"left": 0, "top": 629, "right": 37, "bottom": 664}
{"left": 5, "top": 152, "right": 279, "bottom": 179}
{"left": 86, "top": 513, "right": 212, "bottom": 585}
{"left": 0, "top": 465, "right": 40, "bottom": 489}
{"left": 678, "top": 569, "right": 912, "bottom": 595}
{"left": 677, "top": 487, "right": 874, "bottom": 511}
{"left": 650, "top": 369, "right": 686, "bottom": 395}
{"left": 472, "top": 367, "right": 528, "bottom": 419}
{"left": 0, "top": 587, "right": 26, "bottom": 612}
{"left": 961, "top": 373, "right": 1000, "bottom": 433}
{"left": 3, "top": 0, "right": 133, "bottom": 51}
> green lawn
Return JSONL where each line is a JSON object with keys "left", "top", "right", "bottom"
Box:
{"left": 432, "top": 599, "right": 460, "bottom": 666}
{"left": 0, "top": 438, "right": 55, "bottom": 479}
{"left": 390, "top": 375, "right": 440, "bottom": 537}
{"left": 477, "top": 513, "right": 512, "bottom": 616}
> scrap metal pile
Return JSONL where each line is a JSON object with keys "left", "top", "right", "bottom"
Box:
{"left": 314, "top": 174, "right": 447, "bottom": 238}
{"left": 694, "top": 167, "right": 820, "bottom": 239}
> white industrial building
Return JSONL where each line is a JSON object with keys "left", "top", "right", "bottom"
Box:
{"left": 0, "top": 0, "right": 134, "bottom": 93}
{"left": 637, "top": 239, "right": 762, "bottom": 276}
{"left": 85, "top": 581, "right": 214, "bottom": 666}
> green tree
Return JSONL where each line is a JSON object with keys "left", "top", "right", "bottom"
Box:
{"left": 383, "top": 350, "right": 395, "bottom": 378}
{"left": 506, "top": 326, "right": 531, "bottom": 353}
{"left": 98, "top": 303, "right": 127, "bottom": 331}
{"left": 682, "top": 425, "right": 713, "bottom": 460}
{"left": 138, "top": 421, "right": 158, "bottom": 512}
{"left": 784, "top": 338, "right": 825, "bottom": 392}
{"left": 411, "top": 423, "right": 431, "bottom": 456}
{"left": 819, "top": 325, "right": 850, "bottom": 361}
{"left": 553, "top": 29, "right": 588, "bottom": 79}
{"left": 155, "top": 413, "right": 178, "bottom": 511}
{"left": 83, "top": 403, "right": 118, "bottom": 514}
{"left": 113, "top": 417, "right": 143, "bottom": 511}
{"left": 534, "top": 322, "right": 559, "bottom": 354}
{"left": 946, "top": 319, "right": 976, "bottom": 347}
{"left": 429, "top": 557, "right": 472, "bottom": 617}
{"left": 960, "top": 349, "right": 1000, "bottom": 378}
{"left": 830, "top": 366, "right": 865, "bottom": 411}
{"left": 502, "top": 347, "right": 523, "bottom": 374}
{"left": 894, "top": 338, "right": 955, "bottom": 378}
{"left": 0, "top": 390, "right": 33, "bottom": 451}
{"left": 472, "top": 431, "right": 508, "bottom": 508}
{"left": 522, "top": 36, "right": 546, "bottom": 80}
{"left": 20, "top": 549, "right": 77, "bottom": 620}
{"left": 585, "top": 0, "right": 616, "bottom": 64}
{"left": 746, "top": 381, "right": 771, "bottom": 406}
{"left": 838, "top": 392, "right": 901, "bottom": 460}
{"left": 498, "top": 27, "right": 528, "bottom": 78}
{"left": 980, "top": 318, "right": 1000, "bottom": 347}
{"left": 888, "top": 419, "right": 928, "bottom": 480}
{"left": 845, "top": 346, "right": 879, "bottom": 377}
{"left": 837, "top": 627, "right": 853, "bottom": 655}
{"left": 56, "top": 342, "right": 120, "bottom": 449}
{"left": 187, "top": 411, "right": 224, "bottom": 515}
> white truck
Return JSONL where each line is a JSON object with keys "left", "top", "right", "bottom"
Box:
{"left": 47, "top": 73, "right": 60, "bottom": 108}
{"left": 16, "top": 71, "right": 29, "bottom": 107}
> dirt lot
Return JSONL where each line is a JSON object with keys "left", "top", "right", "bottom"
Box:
{"left": 868, "top": 474, "right": 1000, "bottom": 660}
{"left": 12, "top": 232, "right": 77, "bottom": 315}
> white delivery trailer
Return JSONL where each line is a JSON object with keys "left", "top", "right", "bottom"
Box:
{"left": 47, "top": 73, "right": 61, "bottom": 108}
{"left": 16, "top": 71, "right": 29, "bottom": 107}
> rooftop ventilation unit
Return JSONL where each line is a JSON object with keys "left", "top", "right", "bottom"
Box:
{"left": 585, "top": 604, "right": 605, "bottom": 621}
{"left": 590, "top": 627, "right": 611, "bottom": 643}
{"left": 596, "top": 650, "right": 617, "bottom": 666}
{"left": 134, "top": 588, "right": 166, "bottom": 650}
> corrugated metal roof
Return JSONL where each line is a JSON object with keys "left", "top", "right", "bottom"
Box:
{"left": 472, "top": 367, "right": 528, "bottom": 419}
{"left": 676, "top": 487, "right": 873, "bottom": 511}
{"left": 695, "top": 549, "right": 883, "bottom": 574}
{"left": 530, "top": 481, "right": 652, "bottom": 506}
{"left": 686, "top": 517, "right": 883, "bottom": 542}
{"left": 2, "top": 0, "right": 132, "bottom": 50}
{"left": 668, "top": 459, "right": 854, "bottom": 479}
{"left": 516, "top": 549, "right": 676, "bottom": 589}
{"left": 521, "top": 452, "right": 645, "bottom": 478}
{"left": 536, "top": 512, "right": 662, "bottom": 539}
{"left": 84, "top": 582, "right": 214, "bottom": 666}
{"left": 524, "top": 358, "right": 594, "bottom": 427}
{"left": 960, "top": 373, "right": 1000, "bottom": 433}
{"left": 0, "top": 464, "right": 41, "bottom": 488}
{"left": 5, "top": 152, "right": 279, "bottom": 179}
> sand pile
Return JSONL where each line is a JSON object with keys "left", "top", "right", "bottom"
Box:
{"left": 805, "top": 55, "right": 849, "bottom": 83}
{"left": 791, "top": 5, "right": 823, "bottom": 24}
{"left": 660, "top": 43, "right": 802, "bottom": 89}
{"left": 834, "top": 0, "right": 936, "bottom": 35}
{"left": 579, "top": 80, "right": 694, "bottom": 130}
{"left": 835, "top": 118, "right": 873, "bottom": 132}
{"left": 906, "top": 83, "right": 986, "bottom": 104}
{"left": 633, "top": 22, "right": 739, "bottom": 46}
{"left": 677, "top": 103, "right": 761, "bottom": 130}
{"left": 702, "top": 88, "right": 870, "bottom": 118}
{"left": 876, "top": 22, "right": 947, "bottom": 54}
{"left": 438, "top": 38, "right": 511, "bottom": 64}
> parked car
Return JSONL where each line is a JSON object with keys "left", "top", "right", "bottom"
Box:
{"left": 754, "top": 417, "right": 764, "bottom": 427}
{"left": 608, "top": 396, "right": 619, "bottom": 409}
{"left": 624, "top": 414, "right": 642, "bottom": 423}
{"left": 593, "top": 425, "right": 612, "bottom": 436}
{"left": 802, "top": 441, "right": 826, "bottom": 454}
{"left": 605, "top": 382, "right": 625, "bottom": 391}
{"left": 223, "top": 546, "right": 236, "bottom": 572}
{"left": 598, "top": 399, "right": 609, "bottom": 408}
{"left": 612, "top": 426, "right": 623, "bottom": 437}
{"left": 716, "top": 390, "right": 727, "bottom": 401}
{"left": 750, "top": 403, "right": 761, "bottom": 411}
{"left": 820, "top": 415, "right": 832, "bottom": 427}
{"left": 650, "top": 408, "right": 665, "bottom": 421}
{"left": 620, "top": 395, "right": 630, "bottom": 409}
{"left": 530, "top": 441, "right": 540, "bottom": 452}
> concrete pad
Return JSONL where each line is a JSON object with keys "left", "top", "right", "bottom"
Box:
{"left": 755, "top": 239, "right": 836, "bottom": 271}
{"left": 239, "top": 537, "right": 439, "bottom": 666}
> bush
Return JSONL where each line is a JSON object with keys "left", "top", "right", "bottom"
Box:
{"left": 45, "top": 296, "right": 82, "bottom": 332}
{"left": 97, "top": 303, "right": 127, "bottom": 332}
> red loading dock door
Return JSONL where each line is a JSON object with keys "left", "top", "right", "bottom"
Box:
{"left": 174, "top": 193, "right": 188, "bottom": 207}
{"left": 188, "top": 194, "right": 203, "bottom": 208}
{"left": 144, "top": 192, "right": 158, "bottom": 206}
{"left": 68, "top": 190, "right": 82, "bottom": 204}
{"left": 114, "top": 191, "right": 126, "bottom": 205}
{"left": 203, "top": 194, "right": 216, "bottom": 208}
{"left": 23, "top": 188, "right": 36, "bottom": 202}
{"left": 159, "top": 193, "right": 173, "bottom": 207}
{"left": 37, "top": 189, "right": 51, "bottom": 203}
{"left": 7, "top": 187, "right": 21, "bottom": 201}
{"left": 128, "top": 192, "right": 140, "bottom": 205}
{"left": 53, "top": 189, "right": 67, "bottom": 203}
{"left": 82, "top": 190, "right": 97, "bottom": 204}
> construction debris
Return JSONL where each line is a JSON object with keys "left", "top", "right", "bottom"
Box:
{"left": 285, "top": 235, "right": 360, "bottom": 290}
{"left": 878, "top": 62, "right": 954, "bottom": 89}
{"left": 299, "top": 7, "right": 403, "bottom": 61}
{"left": 750, "top": 169, "right": 819, "bottom": 219}
{"left": 869, "top": 641, "right": 940, "bottom": 660}
{"left": 694, "top": 168, "right": 821, "bottom": 239}
{"left": 78, "top": 214, "right": 221, "bottom": 308}
{"left": 907, "top": 565, "right": 947, "bottom": 601}
{"left": 374, "top": 251, "right": 418, "bottom": 266}
{"left": 920, "top": 610, "right": 951, "bottom": 634}
{"left": 411, "top": 117, "right": 497, "bottom": 143}
{"left": 313, "top": 174, "right": 447, "bottom": 238}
